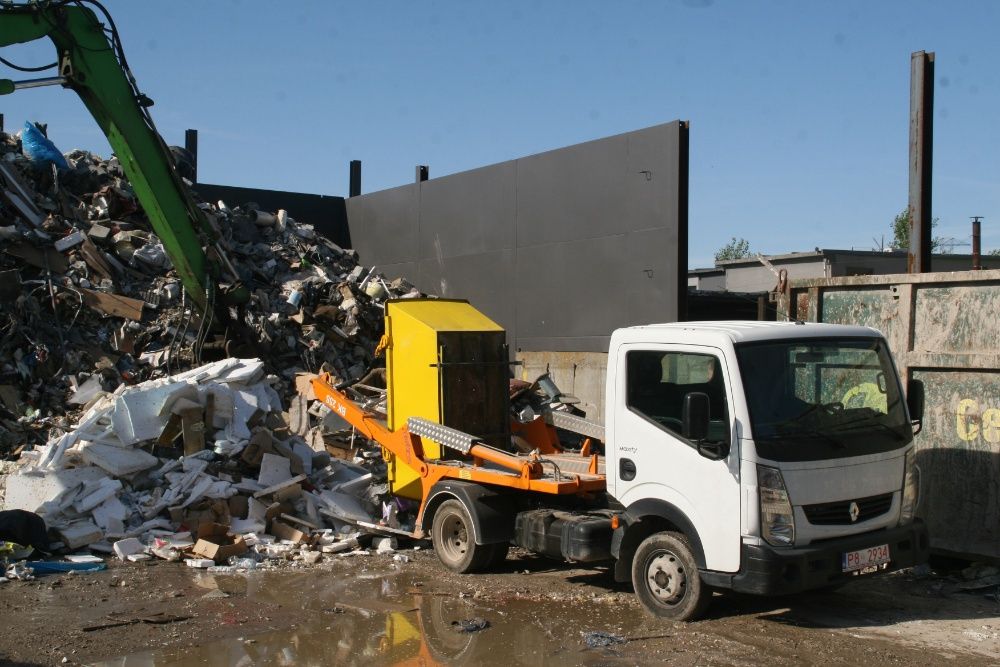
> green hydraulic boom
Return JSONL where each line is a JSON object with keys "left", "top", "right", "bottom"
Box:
{"left": 0, "top": 0, "right": 248, "bottom": 316}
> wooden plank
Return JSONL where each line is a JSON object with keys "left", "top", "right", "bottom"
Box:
{"left": 78, "top": 287, "right": 144, "bottom": 320}
{"left": 78, "top": 238, "right": 114, "bottom": 280}
{"left": 4, "top": 242, "right": 68, "bottom": 273}
{"left": 179, "top": 407, "right": 206, "bottom": 456}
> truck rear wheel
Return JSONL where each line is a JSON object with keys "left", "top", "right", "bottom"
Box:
{"left": 631, "top": 531, "right": 711, "bottom": 621}
{"left": 431, "top": 499, "right": 494, "bottom": 573}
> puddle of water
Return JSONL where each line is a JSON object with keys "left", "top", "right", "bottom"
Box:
{"left": 91, "top": 568, "right": 646, "bottom": 666}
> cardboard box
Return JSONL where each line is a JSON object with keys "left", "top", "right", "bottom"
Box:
{"left": 269, "top": 520, "right": 308, "bottom": 544}
{"left": 191, "top": 522, "right": 248, "bottom": 563}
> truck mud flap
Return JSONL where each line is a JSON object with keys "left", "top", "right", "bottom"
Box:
{"left": 422, "top": 480, "right": 516, "bottom": 545}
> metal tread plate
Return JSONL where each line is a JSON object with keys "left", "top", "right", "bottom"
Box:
{"left": 544, "top": 410, "right": 606, "bottom": 442}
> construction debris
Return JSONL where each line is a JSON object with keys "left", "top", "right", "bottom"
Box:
{"left": 1, "top": 355, "right": 416, "bottom": 567}
{"left": 0, "top": 124, "right": 428, "bottom": 568}
{"left": 0, "top": 126, "right": 420, "bottom": 464}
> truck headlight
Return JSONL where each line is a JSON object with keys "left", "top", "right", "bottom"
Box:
{"left": 758, "top": 465, "right": 794, "bottom": 546}
{"left": 898, "top": 450, "right": 920, "bottom": 524}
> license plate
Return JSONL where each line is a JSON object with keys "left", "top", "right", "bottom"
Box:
{"left": 842, "top": 544, "right": 890, "bottom": 573}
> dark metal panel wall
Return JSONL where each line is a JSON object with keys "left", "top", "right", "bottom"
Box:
{"left": 346, "top": 121, "right": 688, "bottom": 353}
{"left": 192, "top": 182, "right": 351, "bottom": 249}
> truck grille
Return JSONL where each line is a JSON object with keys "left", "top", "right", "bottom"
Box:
{"left": 802, "top": 493, "right": 893, "bottom": 525}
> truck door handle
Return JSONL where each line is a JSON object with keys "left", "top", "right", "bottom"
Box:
{"left": 620, "top": 458, "right": 637, "bottom": 481}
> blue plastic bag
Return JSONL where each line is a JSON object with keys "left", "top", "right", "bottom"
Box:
{"left": 21, "top": 121, "right": 69, "bottom": 170}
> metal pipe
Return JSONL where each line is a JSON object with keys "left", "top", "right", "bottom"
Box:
{"left": 0, "top": 76, "right": 67, "bottom": 94}
{"left": 972, "top": 216, "right": 983, "bottom": 270}
{"left": 908, "top": 51, "right": 935, "bottom": 273}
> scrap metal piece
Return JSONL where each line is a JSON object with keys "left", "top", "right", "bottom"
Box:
{"left": 544, "top": 410, "right": 605, "bottom": 442}
{"left": 407, "top": 417, "right": 476, "bottom": 454}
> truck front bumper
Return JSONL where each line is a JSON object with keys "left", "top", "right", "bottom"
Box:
{"left": 706, "top": 520, "right": 929, "bottom": 596}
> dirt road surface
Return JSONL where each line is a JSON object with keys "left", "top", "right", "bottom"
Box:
{"left": 0, "top": 548, "right": 996, "bottom": 666}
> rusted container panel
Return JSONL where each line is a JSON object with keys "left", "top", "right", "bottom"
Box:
{"left": 912, "top": 285, "right": 1000, "bottom": 353}
{"left": 912, "top": 369, "right": 1000, "bottom": 558}
{"left": 779, "top": 269, "right": 1000, "bottom": 560}
{"left": 820, "top": 288, "right": 901, "bottom": 343}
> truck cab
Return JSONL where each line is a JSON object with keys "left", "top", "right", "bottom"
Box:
{"left": 606, "top": 321, "right": 929, "bottom": 619}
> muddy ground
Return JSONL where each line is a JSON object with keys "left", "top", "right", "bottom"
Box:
{"left": 0, "top": 548, "right": 996, "bottom": 666}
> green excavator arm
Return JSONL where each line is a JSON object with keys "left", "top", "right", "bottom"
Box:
{"left": 0, "top": 1, "right": 248, "bottom": 315}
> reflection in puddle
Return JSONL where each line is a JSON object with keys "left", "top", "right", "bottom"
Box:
{"left": 92, "top": 569, "right": 641, "bottom": 666}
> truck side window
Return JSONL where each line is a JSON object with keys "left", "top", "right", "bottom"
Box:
{"left": 626, "top": 350, "right": 729, "bottom": 442}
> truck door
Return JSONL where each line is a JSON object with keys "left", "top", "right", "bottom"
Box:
{"left": 611, "top": 345, "right": 741, "bottom": 573}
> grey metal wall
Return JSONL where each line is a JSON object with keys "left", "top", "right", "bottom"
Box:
{"left": 346, "top": 121, "right": 689, "bottom": 353}
{"left": 779, "top": 269, "right": 1000, "bottom": 560}
{"left": 193, "top": 182, "right": 351, "bottom": 249}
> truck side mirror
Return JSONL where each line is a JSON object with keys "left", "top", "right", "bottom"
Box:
{"left": 907, "top": 379, "right": 925, "bottom": 433}
{"left": 682, "top": 392, "right": 711, "bottom": 442}
{"left": 684, "top": 392, "right": 730, "bottom": 460}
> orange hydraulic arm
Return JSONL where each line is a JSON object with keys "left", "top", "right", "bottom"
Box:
{"left": 310, "top": 373, "right": 605, "bottom": 535}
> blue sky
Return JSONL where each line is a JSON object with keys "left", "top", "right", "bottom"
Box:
{"left": 2, "top": 1, "right": 998, "bottom": 268}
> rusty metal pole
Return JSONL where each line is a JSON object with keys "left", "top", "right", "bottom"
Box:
{"left": 349, "top": 160, "right": 361, "bottom": 197}
{"left": 908, "top": 51, "right": 934, "bottom": 273}
{"left": 184, "top": 129, "right": 198, "bottom": 183}
{"left": 971, "top": 216, "right": 983, "bottom": 270}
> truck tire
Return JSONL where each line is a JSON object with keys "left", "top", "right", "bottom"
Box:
{"left": 631, "top": 531, "right": 711, "bottom": 621}
{"left": 431, "top": 499, "right": 494, "bottom": 573}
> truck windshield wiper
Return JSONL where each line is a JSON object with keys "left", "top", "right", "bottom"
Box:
{"left": 766, "top": 426, "right": 845, "bottom": 449}
{"left": 828, "top": 419, "right": 906, "bottom": 442}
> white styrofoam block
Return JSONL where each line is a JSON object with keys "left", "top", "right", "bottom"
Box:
{"left": 373, "top": 537, "right": 397, "bottom": 554}
{"left": 185, "top": 558, "right": 215, "bottom": 568}
{"left": 332, "top": 472, "right": 373, "bottom": 496}
{"left": 80, "top": 442, "right": 159, "bottom": 477}
{"left": 74, "top": 478, "right": 123, "bottom": 513}
{"left": 3, "top": 467, "right": 107, "bottom": 513}
{"left": 318, "top": 490, "right": 374, "bottom": 523}
{"left": 59, "top": 521, "right": 103, "bottom": 549}
{"left": 91, "top": 495, "right": 129, "bottom": 530}
{"left": 110, "top": 381, "right": 188, "bottom": 445}
{"left": 231, "top": 389, "right": 263, "bottom": 440}
{"left": 257, "top": 453, "right": 292, "bottom": 488}
{"left": 113, "top": 537, "right": 146, "bottom": 560}
{"left": 291, "top": 441, "right": 314, "bottom": 476}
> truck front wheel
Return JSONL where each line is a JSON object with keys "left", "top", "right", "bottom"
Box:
{"left": 431, "top": 499, "right": 495, "bottom": 573}
{"left": 631, "top": 531, "right": 711, "bottom": 621}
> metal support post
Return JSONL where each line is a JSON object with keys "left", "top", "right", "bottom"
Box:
{"left": 908, "top": 51, "right": 934, "bottom": 273}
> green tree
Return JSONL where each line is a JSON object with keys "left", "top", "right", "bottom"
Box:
{"left": 715, "top": 237, "right": 753, "bottom": 262}
{"left": 891, "top": 208, "right": 944, "bottom": 251}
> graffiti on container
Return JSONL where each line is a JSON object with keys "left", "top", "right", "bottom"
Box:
{"left": 955, "top": 398, "right": 1000, "bottom": 442}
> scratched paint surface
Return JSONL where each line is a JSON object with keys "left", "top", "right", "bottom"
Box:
{"left": 912, "top": 285, "right": 1000, "bottom": 353}
{"left": 820, "top": 288, "right": 899, "bottom": 341}
{"left": 912, "top": 369, "right": 1000, "bottom": 558}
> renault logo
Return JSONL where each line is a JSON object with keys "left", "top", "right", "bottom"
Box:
{"left": 849, "top": 501, "right": 860, "bottom": 523}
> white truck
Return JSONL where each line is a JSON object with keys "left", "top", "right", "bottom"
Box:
{"left": 314, "top": 301, "right": 929, "bottom": 621}
{"left": 600, "top": 320, "right": 928, "bottom": 619}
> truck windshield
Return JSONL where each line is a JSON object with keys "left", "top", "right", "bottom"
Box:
{"left": 736, "top": 337, "right": 910, "bottom": 462}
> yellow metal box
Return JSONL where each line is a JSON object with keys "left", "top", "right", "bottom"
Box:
{"left": 384, "top": 299, "right": 509, "bottom": 499}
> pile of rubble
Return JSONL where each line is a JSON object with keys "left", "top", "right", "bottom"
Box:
{"left": 0, "top": 124, "right": 418, "bottom": 456}
{"left": 0, "top": 124, "right": 423, "bottom": 565}
{"left": 3, "top": 356, "right": 410, "bottom": 568}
